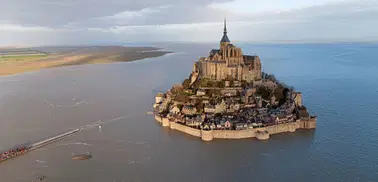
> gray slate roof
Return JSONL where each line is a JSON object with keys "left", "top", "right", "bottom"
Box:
{"left": 221, "top": 34, "right": 230, "bottom": 42}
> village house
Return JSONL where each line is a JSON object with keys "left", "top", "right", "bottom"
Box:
{"left": 169, "top": 105, "right": 181, "bottom": 115}
{"left": 155, "top": 93, "right": 165, "bottom": 104}
{"left": 233, "top": 81, "right": 241, "bottom": 87}
{"left": 225, "top": 80, "right": 231, "bottom": 87}
{"left": 255, "top": 95, "right": 263, "bottom": 108}
{"left": 181, "top": 105, "right": 197, "bottom": 116}
{"left": 215, "top": 100, "right": 227, "bottom": 113}
{"left": 196, "top": 89, "right": 206, "bottom": 96}
{"left": 204, "top": 104, "right": 216, "bottom": 113}
{"left": 224, "top": 120, "right": 232, "bottom": 129}
{"left": 185, "top": 116, "right": 202, "bottom": 127}
{"left": 202, "top": 98, "right": 210, "bottom": 104}
{"left": 275, "top": 114, "right": 288, "bottom": 124}
{"left": 245, "top": 88, "right": 256, "bottom": 97}
{"left": 235, "top": 122, "right": 248, "bottom": 130}
{"left": 202, "top": 121, "right": 212, "bottom": 130}
{"left": 221, "top": 89, "right": 238, "bottom": 97}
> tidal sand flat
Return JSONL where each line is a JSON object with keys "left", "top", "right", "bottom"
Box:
{"left": 0, "top": 46, "right": 171, "bottom": 76}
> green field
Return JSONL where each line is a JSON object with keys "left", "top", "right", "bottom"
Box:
{"left": 0, "top": 54, "right": 48, "bottom": 63}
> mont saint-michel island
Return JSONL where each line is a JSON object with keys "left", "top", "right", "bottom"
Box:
{"left": 153, "top": 20, "right": 316, "bottom": 141}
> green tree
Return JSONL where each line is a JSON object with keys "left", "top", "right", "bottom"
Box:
{"left": 217, "top": 81, "right": 225, "bottom": 88}
{"left": 256, "top": 86, "right": 271, "bottom": 100}
{"left": 199, "top": 78, "right": 208, "bottom": 87}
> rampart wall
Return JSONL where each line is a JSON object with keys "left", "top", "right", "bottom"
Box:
{"left": 154, "top": 114, "right": 316, "bottom": 141}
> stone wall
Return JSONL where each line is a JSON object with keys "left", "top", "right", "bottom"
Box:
{"left": 154, "top": 114, "right": 316, "bottom": 141}
{"left": 298, "top": 117, "right": 317, "bottom": 129}
{"left": 266, "top": 122, "right": 299, "bottom": 134}
{"left": 169, "top": 122, "right": 201, "bottom": 137}
{"left": 213, "top": 129, "right": 256, "bottom": 139}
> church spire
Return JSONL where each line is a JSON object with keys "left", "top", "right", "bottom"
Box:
{"left": 223, "top": 17, "right": 227, "bottom": 35}
{"left": 220, "top": 17, "right": 230, "bottom": 43}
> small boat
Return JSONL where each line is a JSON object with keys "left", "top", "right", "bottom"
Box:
{"left": 36, "top": 176, "right": 46, "bottom": 181}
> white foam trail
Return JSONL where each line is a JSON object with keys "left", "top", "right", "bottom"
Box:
{"left": 16, "top": 128, "right": 41, "bottom": 133}
{"left": 114, "top": 139, "right": 132, "bottom": 144}
{"left": 28, "top": 128, "right": 41, "bottom": 132}
{"left": 56, "top": 100, "right": 88, "bottom": 108}
{"left": 79, "top": 116, "right": 128, "bottom": 132}
{"left": 35, "top": 160, "right": 47, "bottom": 163}
{"left": 114, "top": 149, "right": 126, "bottom": 152}
{"left": 333, "top": 52, "right": 356, "bottom": 58}
{"left": 108, "top": 116, "right": 128, "bottom": 122}
{"left": 135, "top": 141, "right": 146, "bottom": 145}
{"left": 43, "top": 99, "right": 88, "bottom": 108}
{"left": 31, "top": 164, "right": 49, "bottom": 168}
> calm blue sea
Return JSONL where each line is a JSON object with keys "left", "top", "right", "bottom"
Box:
{"left": 0, "top": 43, "right": 377, "bottom": 181}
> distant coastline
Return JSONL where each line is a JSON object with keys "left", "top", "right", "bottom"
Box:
{"left": 0, "top": 46, "right": 172, "bottom": 76}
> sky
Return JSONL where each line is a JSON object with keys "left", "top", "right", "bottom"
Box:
{"left": 0, "top": 0, "right": 377, "bottom": 46}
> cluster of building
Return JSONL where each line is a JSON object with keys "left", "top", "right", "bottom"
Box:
{"left": 153, "top": 18, "right": 314, "bottom": 132}
{"left": 0, "top": 146, "right": 28, "bottom": 162}
{"left": 154, "top": 80, "right": 309, "bottom": 131}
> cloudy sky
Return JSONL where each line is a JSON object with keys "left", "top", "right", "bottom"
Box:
{"left": 0, "top": 0, "right": 377, "bottom": 46}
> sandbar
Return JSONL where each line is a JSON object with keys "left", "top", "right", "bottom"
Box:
{"left": 0, "top": 46, "right": 171, "bottom": 76}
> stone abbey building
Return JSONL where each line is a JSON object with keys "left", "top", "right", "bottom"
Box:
{"left": 192, "top": 19, "right": 262, "bottom": 82}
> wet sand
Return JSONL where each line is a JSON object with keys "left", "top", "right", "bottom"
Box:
{"left": 0, "top": 46, "right": 171, "bottom": 76}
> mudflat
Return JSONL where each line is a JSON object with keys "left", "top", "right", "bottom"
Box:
{"left": 0, "top": 46, "right": 171, "bottom": 76}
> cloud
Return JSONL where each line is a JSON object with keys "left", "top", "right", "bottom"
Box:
{"left": 0, "top": 0, "right": 231, "bottom": 28}
{"left": 0, "top": 0, "right": 377, "bottom": 46}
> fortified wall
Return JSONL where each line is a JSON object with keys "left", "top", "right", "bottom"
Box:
{"left": 155, "top": 115, "right": 316, "bottom": 141}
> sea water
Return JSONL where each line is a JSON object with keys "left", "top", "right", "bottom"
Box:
{"left": 0, "top": 43, "right": 377, "bottom": 181}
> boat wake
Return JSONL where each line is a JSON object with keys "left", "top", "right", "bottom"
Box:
{"left": 54, "top": 142, "right": 92, "bottom": 147}
{"left": 16, "top": 128, "right": 41, "bottom": 133}
{"left": 333, "top": 52, "right": 356, "bottom": 58}
{"left": 43, "top": 99, "right": 88, "bottom": 108}
{"left": 135, "top": 141, "right": 147, "bottom": 145}
{"left": 35, "top": 160, "right": 48, "bottom": 164}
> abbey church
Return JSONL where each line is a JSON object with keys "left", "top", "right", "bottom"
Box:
{"left": 192, "top": 19, "right": 262, "bottom": 82}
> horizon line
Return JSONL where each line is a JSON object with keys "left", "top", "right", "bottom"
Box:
{"left": 1, "top": 40, "right": 378, "bottom": 48}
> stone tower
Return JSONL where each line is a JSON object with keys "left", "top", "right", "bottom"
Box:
{"left": 220, "top": 17, "right": 230, "bottom": 53}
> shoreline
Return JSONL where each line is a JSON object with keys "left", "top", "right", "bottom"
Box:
{"left": 154, "top": 114, "right": 316, "bottom": 141}
{"left": 0, "top": 46, "right": 172, "bottom": 76}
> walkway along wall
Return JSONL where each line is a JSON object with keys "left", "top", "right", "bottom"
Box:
{"left": 155, "top": 115, "right": 316, "bottom": 141}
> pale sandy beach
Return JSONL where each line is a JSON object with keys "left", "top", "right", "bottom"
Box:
{"left": 0, "top": 46, "right": 171, "bottom": 76}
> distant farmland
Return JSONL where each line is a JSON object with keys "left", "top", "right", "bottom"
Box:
{"left": 0, "top": 48, "right": 47, "bottom": 57}
{"left": 0, "top": 46, "right": 170, "bottom": 76}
